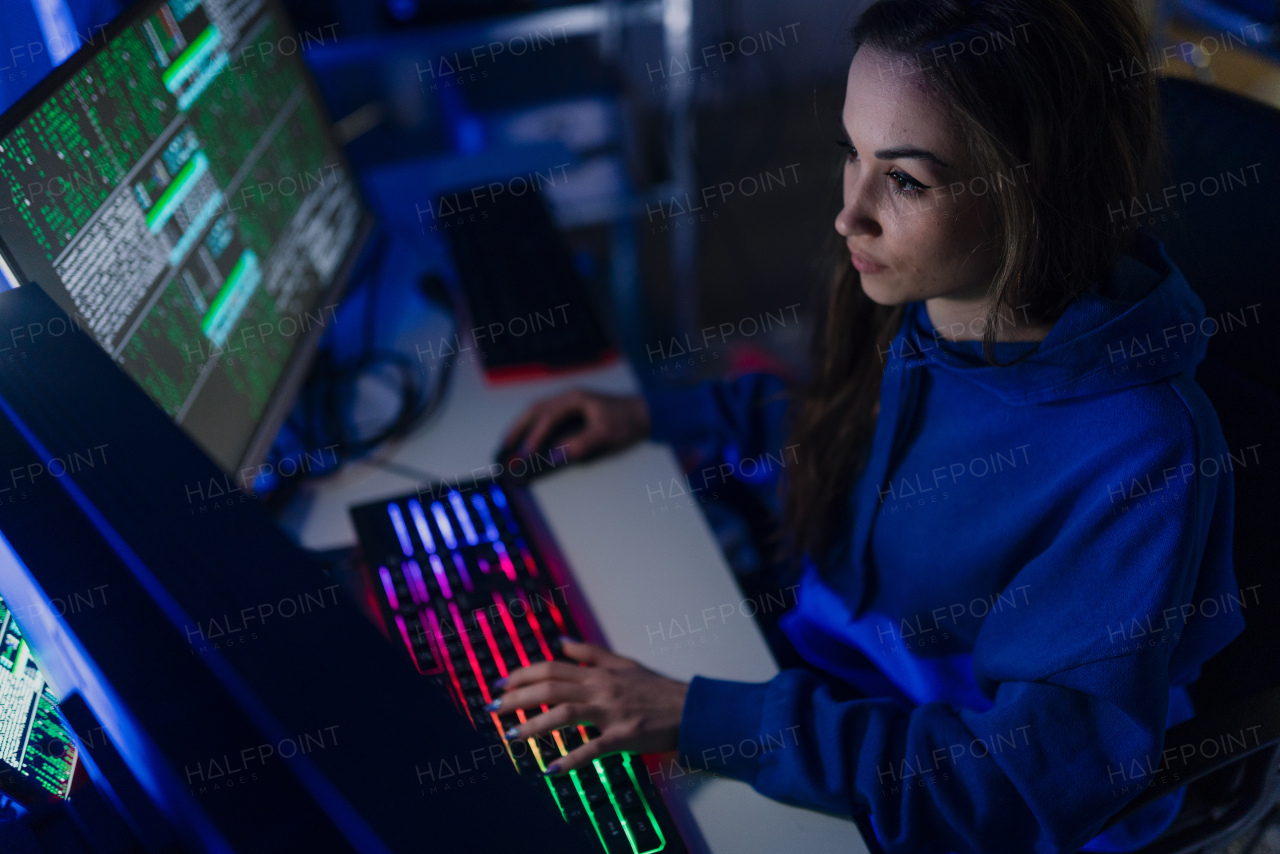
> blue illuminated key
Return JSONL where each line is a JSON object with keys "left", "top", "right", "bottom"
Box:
{"left": 407, "top": 498, "right": 436, "bottom": 553}
{"left": 471, "top": 493, "right": 500, "bottom": 541}
{"left": 387, "top": 504, "right": 413, "bottom": 556}
{"left": 431, "top": 501, "right": 457, "bottom": 549}
{"left": 449, "top": 491, "right": 480, "bottom": 545}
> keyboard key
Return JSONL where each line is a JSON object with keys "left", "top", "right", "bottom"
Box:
{"left": 496, "top": 637, "right": 522, "bottom": 666}
{"left": 514, "top": 748, "right": 541, "bottom": 776}
{"left": 595, "top": 814, "right": 632, "bottom": 854}
{"left": 601, "top": 754, "right": 631, "bottom": 787}
{"left": 533, "top": 732, "right": 560, "bottom": 764}
{"left": 623, "top": 811, "right": 663, "bottom": 853}
{"left": 615, "top": 784, "right": 644, "bottom": 813}
{"left": 550, "top": 775, "right": 587, "bottom": 822}
{"left": 560, "top": 727, "right": 586, "bottom": 752}
{"left": 580, "top": 779, "right": 611, "bottom": 812}
{"left": 535, "top": 606, "right": 561, "bottom": 633}
{"left": 546, "top": 634, "right": 564, "bottom": 658}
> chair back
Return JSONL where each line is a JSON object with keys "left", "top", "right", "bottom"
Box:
{"left": 1145, "top": 77, "right": 1280, "bottom": 702}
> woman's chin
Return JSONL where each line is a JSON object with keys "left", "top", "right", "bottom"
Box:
{"left": 859, "top": 274, "right": 908, "bottom": 307}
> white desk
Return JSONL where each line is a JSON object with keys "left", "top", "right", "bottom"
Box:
{"left": 278, "top": 335, "right": 868, "bottom": 854}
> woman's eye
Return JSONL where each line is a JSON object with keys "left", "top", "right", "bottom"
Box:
{"left": 886, "top": 169, "right": 928, "bottom": 196}
{"left": 836, "top": 139, "right": 857, "bottom": 162}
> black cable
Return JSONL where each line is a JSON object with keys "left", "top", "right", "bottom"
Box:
{"left": 361, "top": 229, "right": 390, "bottom": 354}
{"left": 304, "top": 341, "right": 454, "bottom": 475}
{"left": 262, "top": 235, "right": 458, "bottom": 510}
{"left": 350, "top": 456, "right": 442, "bottom": 485}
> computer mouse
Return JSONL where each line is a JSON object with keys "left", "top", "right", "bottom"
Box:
{"left": 495, "top": 412, "right": 587, "bottom": 484}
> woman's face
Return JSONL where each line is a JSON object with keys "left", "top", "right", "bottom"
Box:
{"left": 835, "top": 47, "right": 1004, "bottom": 311}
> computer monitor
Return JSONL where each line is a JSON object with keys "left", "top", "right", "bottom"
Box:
{"left": 0, "top": 0, "right": 373, "bottom": 474}
{"left": 0, "top": 590, "right": 79, "bottom": 807}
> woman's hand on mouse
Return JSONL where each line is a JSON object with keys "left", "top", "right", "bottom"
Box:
{"left": 489, "top": 639, "right": 688, "bottom": 774}
{"left": 503, "top": 389, "right": 650, "bottom": 463}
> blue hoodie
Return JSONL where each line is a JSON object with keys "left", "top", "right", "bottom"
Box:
{"left": 643, "top": 230, "right": 1244, "bottom": 854}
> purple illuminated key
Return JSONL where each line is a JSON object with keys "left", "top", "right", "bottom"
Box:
{"left": 428, "top": 553, "right": 453, "bottom": 599}
{"left": 404, "top": 560, "right": 429, "bottom": 604}
{"left": 452, "top": 552, "right": 474, "bottom": 592}
{"left": 378, "top": 567, "right": 400, "bottom": 610}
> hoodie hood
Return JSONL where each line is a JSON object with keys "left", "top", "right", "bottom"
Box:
{"left": 896, "top": 229, "right": 1209, "bottom": 405}
{"left": 824, "top": 227, "right": 1217, "bottom": 617}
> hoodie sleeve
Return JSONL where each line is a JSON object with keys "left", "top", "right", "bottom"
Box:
{"left": 676, "top": 406, "right": 1243, "bottom": 854}
{"left": 643, "top": 372, "right": 794, "bottom": 468}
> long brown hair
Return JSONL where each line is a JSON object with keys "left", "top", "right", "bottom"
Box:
{"left": 782, "top": 0, "right": 1165, "bottom": 561}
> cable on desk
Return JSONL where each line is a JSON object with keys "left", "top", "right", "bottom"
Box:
{"left": 348, "top": 456, "right": 442, "bottom": 486}
{"left": 260, "top": 230, "right": 458, "bottom": 512}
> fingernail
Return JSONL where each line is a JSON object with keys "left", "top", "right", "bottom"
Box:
{"left": 492, "top": 677, "right": 507, "bottom": 690}
{"left": 504, "top": 726, "right": 520, "bottom": 739}
{"left": 543, "top": 763, "right": 561, "bottom": 775}
{"left": 559, "top": 635, "right": 580, "bottom": 645}
{"left": 483, "top": 699, "right": 502, "bottom": 712}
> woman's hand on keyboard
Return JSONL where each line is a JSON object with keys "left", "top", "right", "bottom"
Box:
{"left": 501, "top": 389, "right": 650, "bottom": 465}
{"left": 492, "top": 638, "right": 687, "bottom": 774}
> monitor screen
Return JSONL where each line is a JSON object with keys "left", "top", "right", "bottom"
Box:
{"left": 0, "top": 590, "right": 78, "bottom": 805}
{"left": 0, "top": 0, "right": 369, "bottom": 473}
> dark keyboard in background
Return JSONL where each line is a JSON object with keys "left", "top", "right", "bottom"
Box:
{"left": 440, "top": 186, "right": 616, "bottom": 380}
{"left": 350, "top": 482, "right": 680, "bottom": 854}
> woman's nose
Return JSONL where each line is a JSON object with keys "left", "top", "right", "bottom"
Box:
{"left": 836, "top": 183, "right": 881, "bottom": 238}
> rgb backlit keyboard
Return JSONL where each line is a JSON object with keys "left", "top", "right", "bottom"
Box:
{"left": 351, "top": 481, "right": 678, "bottom": 854}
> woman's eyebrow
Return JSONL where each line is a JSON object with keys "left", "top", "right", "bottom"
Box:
{"left": 874, "top": 145, "right": 951, "bottom": 168}
{"left": 839, "top": 118, "right": 952, "bottom": 169}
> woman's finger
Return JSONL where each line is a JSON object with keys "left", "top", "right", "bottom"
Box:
{"left": 559, "top": 638, "right": 612, "bottom": 666}
{"left": 507, "top": 703, "right": 589, "bottom": 741}
{"left": 490, "top": 679, "right": 589, "bottom": 713}
{"left": 520, "top": 396, "right": 584, "bottom": 457}
{"left": 558, "top": 428, "right": 606, "bottom": 462}
{"left": 543, "top": 732, "right": 612, "bottom": 776}
{"left": 500, "top": 401, "right": 545, "bottom": 448}
{"left": 499, "top": 660, "right": 587, "bottom": 691}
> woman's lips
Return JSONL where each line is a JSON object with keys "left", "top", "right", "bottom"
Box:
{"left": 849, "top": 248, "right": 887, "bottom": 274}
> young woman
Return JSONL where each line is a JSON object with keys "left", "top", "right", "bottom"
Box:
{"left": 490, "top": 0, "right": 1243, "bottom": 850}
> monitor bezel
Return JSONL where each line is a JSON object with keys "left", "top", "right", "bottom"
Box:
{"left": 0, "top": 0, "right": 376, "bottom": 478}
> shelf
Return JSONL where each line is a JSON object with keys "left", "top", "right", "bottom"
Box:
{"left": 304, "top": 1, "right": 664, "bottom": 72}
